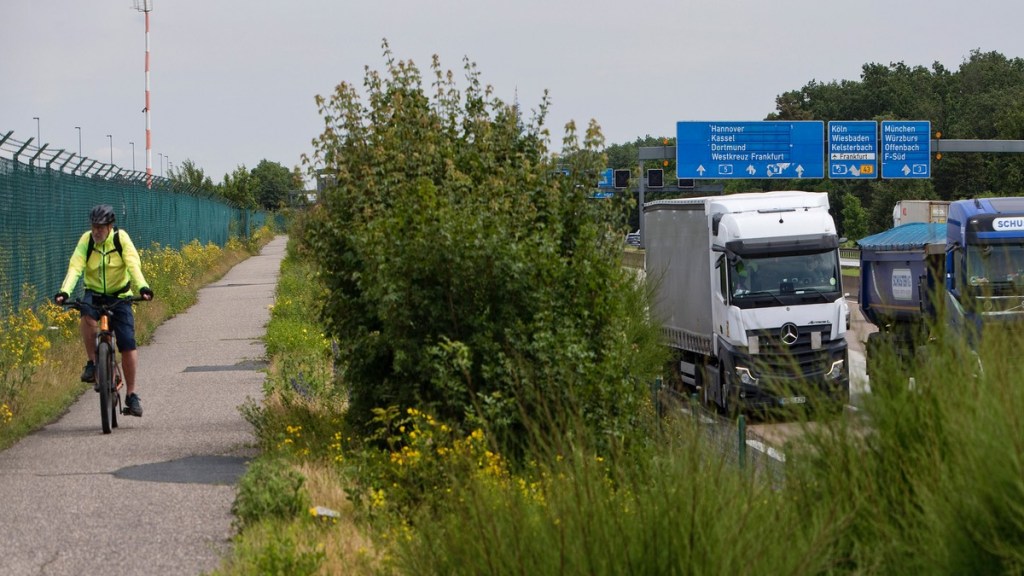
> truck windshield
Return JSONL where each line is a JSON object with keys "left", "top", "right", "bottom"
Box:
{"left": 966, "top": 243, "right": 1024, "bottom": 286}
{"left": 730, "top": 250, "right": 840, "bottom": 301}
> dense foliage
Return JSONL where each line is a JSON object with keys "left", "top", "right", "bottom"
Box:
{"left": 300, "top": 43, "right": 665, "bottom": 455}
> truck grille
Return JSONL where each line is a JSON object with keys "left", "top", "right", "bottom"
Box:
{"left": 748, "top": 324, "right": 835, "bottom": 379}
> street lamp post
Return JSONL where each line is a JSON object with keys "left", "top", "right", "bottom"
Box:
{"left": 106, "top": 134, "right": 113, "bottom": 164}
{"left": 75, "top": 126, "right": 82, "bottom": 157}
{"left": 130, "top": 141, "right": 136, "bottom": 171}
{"left": 158, "top": 152, "right": 164, "bottom": 176}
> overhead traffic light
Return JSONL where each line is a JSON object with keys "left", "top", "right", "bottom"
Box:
{"left": 613, "top": 169, "right": 630, "bottom": 189}
{"left": 647, "top": 169, "right": 663, "bottom": 188}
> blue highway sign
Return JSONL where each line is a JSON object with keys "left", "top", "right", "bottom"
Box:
{"left": 597, "top": 168, "right": 613, "bottom": 189}
{"left": 676, "top": 121, "right": 824, "bottom": 179}
{"left": 880, "top": 120, "right": 930, "bottom": 178}
{"left": 828, "top": 121, "right": 877, "bottom": 179}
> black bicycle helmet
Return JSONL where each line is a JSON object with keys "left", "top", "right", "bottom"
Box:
{"left": 89, "top": 204, "right": 116, "bottom": 226}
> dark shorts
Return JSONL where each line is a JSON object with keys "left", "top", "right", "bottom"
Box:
{"left": 81, "top": 291, "right": 138, "bottom": 352}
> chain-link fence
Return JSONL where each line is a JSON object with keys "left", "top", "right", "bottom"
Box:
{"left": 0, "top": 131, "right": 273, "bottom": 311}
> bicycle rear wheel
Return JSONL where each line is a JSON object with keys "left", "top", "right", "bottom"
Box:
{"left": 96, "top": 342, "right": 116, "bottom": 434}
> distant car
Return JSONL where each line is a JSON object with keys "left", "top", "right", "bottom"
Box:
{"left": 625, "top": 231, "right": 641, "bottom": 247}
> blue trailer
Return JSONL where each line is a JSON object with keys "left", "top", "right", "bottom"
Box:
{"left": 858, "top": 198, "right": 1024, "bottom": 374}
{"left": 857, "top": 223, "right": 945, "bottom": 373}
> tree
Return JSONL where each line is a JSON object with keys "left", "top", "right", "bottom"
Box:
{"left": 840, "top": 192, "right": 869, "bottom": 241}
{"left": 168, "top": 158, "right": 215, "bottom": 195}
{"left": 220, "top": 165, "right": 259, "bottom": 208}
{"left": 251, "top": 159, "right": 292, "bottom": 210}
{"left": 303, "top": 42, "right": 664, "bottom": 456}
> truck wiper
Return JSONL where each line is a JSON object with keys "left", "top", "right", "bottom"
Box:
{"left": 740, "top": 290, "right": 786, "bottom": 306}
{"left": 796, "top": 287, "right": 834, "bottom": 303}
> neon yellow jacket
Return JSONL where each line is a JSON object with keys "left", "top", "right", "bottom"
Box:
{"left": 60, "top": 229, "right": 150, "bottom": 296}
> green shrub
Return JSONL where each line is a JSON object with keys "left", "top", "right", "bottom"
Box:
{"left": 225, "top": 523, "right": 325, "bottom": 576}
{"left": 303, "top": 42, "right": 666, "bottom": 458}
{"left": 231, "top": 458, "right": 311, "bottom": 532}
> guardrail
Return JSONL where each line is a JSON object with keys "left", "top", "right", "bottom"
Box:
{"left": 839, "top": 247, "right": 860, "bottom": 268}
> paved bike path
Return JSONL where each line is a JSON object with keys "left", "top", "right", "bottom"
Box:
{"left": 0, "top": 236, "right": 287, "bottom": 576}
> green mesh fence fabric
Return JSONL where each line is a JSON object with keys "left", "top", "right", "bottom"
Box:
{"left": 0, "top": 156, "right": 272, "bottom": 311}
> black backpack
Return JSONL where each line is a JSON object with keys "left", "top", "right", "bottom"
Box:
{"left": 86, "top": 228, "right": 122, "bottom": 262}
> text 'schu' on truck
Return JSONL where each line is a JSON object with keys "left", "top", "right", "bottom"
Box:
{"left": 644, "top": 191, "right": 850, "bottom": 413}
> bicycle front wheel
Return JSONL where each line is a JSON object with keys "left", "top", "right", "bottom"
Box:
{"left": 96, "top": 341, "right": 116, "bottom": 434}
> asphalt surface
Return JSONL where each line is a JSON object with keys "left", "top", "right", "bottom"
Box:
{"left": 0, "top": 236, "right": 287, "bottom": 576}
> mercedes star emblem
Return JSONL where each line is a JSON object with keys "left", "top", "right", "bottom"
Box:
{"left": 780, "top": 322, "right": 799, "bottom": 346}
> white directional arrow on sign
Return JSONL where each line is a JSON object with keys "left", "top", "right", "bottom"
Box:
{"left": 697, "top": 165, "right": 706, "bottom": 176}
{"left": 796, "top": 165, "right": 805, "bottom": 178}
{"left": 902, "top": 165, "right": 912, "bottom": 176}
{"left": 746, "top": 165, "right": 756, "bottom": 175}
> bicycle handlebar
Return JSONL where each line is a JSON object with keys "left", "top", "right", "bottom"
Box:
{"left": 62, "top": 297, "right": 148, "bottom": 315}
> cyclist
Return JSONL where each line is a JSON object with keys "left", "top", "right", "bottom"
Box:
{"left": 54, "top": 205, "right": 154, "bottom": 417}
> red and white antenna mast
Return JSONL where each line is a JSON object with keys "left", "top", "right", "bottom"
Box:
{"left": 133, "top": 0, "right": 153, "bottom": 185}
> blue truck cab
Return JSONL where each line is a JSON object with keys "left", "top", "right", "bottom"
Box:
{"left": 946, "top": 197, "right": 1024, "bottom": 332}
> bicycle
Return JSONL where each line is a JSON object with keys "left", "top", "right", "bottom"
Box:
{"left": 64, "top": 297, "right": 145, "bottom": 434}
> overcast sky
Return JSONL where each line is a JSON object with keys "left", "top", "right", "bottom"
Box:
{"left": 4, "top": 0, "right": 1023, "bottom": 185}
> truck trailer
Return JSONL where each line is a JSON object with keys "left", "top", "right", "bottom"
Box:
{"left": 892, "top": 199, "right": 950, "bottom": 227}
{"left": 859, "top": 197, "right": 1024, "bottom": 374}
{"left": 644, "top": 191, "right": 850, "bottom": 413}
{"left": 857, "top": 222, "right": 945, "bottom": 374}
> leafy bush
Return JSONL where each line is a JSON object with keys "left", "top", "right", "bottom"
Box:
{"left": 231, "top": 457, "right": 311, "bottom": 532}
{"left": 225, "top": 523, "right": 325, "bottom": 576}
{"left": 302, "top": 42, "right": 665, "bottom": 457}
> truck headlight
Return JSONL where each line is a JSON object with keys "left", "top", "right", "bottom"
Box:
{"left": 736, "top": 366, "right": 758, "bottom": 386}
{"left": 827, "top": 359, "right": 845, "bottom": 380}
